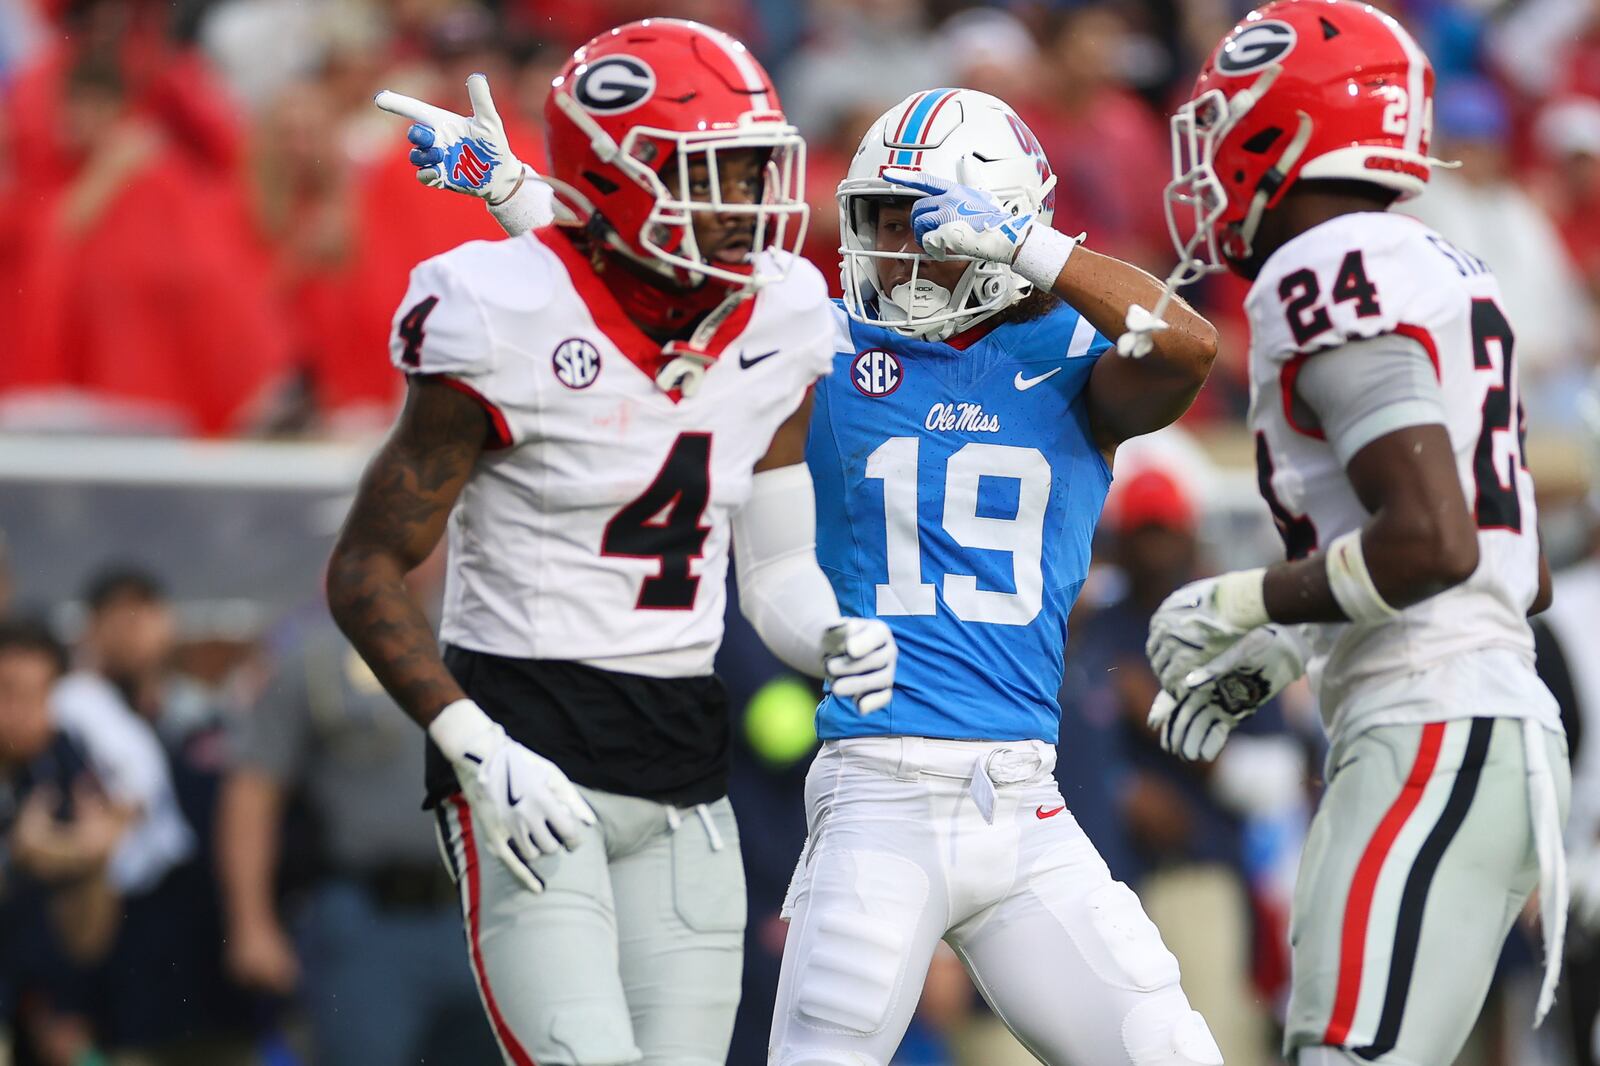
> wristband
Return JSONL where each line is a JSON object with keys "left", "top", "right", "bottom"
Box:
{"left": 1325, "top": 528, "right": 1400, "bottom": 623}
{"left": 427, "top": 698, "right": 498, "bottom": 762}
{"left": 487, "top": 167, "right": 556, "bottom": 237}
{"left": 1213, "top": 567, "right": 1269, "bottom": 629}
{"left": 1011, "top": 226, "right": 1083, "bottom": 289}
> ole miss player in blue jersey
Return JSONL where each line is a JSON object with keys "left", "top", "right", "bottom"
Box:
{"left": 387, "top": 75, "right": 1224, "bottom": 1064}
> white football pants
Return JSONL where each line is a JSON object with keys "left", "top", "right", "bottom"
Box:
{"left": 769, "top": 736, "right": 1222, "bottom": 1065}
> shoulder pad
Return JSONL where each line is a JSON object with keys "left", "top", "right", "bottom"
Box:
{"left": 390, "top": 237, "right": 552, "bottom": 379}
{"left": 1245, "top": 213, "right": 1457, "bottom": 362}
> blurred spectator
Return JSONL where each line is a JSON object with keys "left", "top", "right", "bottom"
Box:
{"left": 1399, "top": 78, "right": 1596, "bottom": 427}
{"left": 779, "top": 0, "right": 949, "bottom": 140}
{"left": 0, "top": 532, "right": 11, "bottom": 621}
{"left": 200, "top": 0, "right": 387, "bottom": 113}
{"left": 1064, "top": 466, "right": 1276, "bottom": 1066}
{"left": 243, "top": 12, "right": 544, "bottom": 434}
{"left": 52, "top": 570, "right": 194, "bottom": 900}
{"left": 217, "top": 571, "right": 498, "bottom": 1066}
{"left": 0, "top": 0, "right": 291, "bottom": 436}
{"left": 1028, "top": 4, "right": 1169, "bottom": 270}
{"left": 1490, "top": 0, "right": 1600, "bottom": 101}
{"left": 1534, "top": 96, "right": 1600, "bottom": 300}
{"left": 935, "top": 7, "right": 1042, "bottom": 109}
{"left": 0, "top": 617, "right": 126, "bottom": 1066}
{"left": 55, "top": 566, "right": 254, "bottom": 1064}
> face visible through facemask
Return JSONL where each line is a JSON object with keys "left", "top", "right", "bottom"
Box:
{"left": 661, "top": 148, "right": 767, "bottom": 269}
{"left": 871, "top": 200, "right": 971, "bottom": 328}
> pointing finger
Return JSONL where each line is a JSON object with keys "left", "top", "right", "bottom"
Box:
{"left": 882, "top": 168, "right": 949, "bottom": 195}
{"left": 374, "top": 90, "right": 460, "bottom": 131}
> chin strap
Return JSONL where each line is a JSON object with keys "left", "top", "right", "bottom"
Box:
{"left": 1232, "top": 109, "right": 1315, "bottom": 263}
{"left": 656, "top": 289, "right": 751, "bottom": 397}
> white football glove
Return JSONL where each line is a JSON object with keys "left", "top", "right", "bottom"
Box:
{"left": 822, "top": 618, "right": 896, "bottom": 715}
{"left": 1147, "top": 625, "right": 1309, "bottom": 762}
{"left": 428, "top": 699, "right": 597, "bottom": 893}
{"left": 1144, "top": 570, "right": 1268, "bottom": 694}
{"left": 882, "top": 169, "right": 1036, "bottom": 264}
{"left": 1116, "top": 303, "right": 1169, "bottom": 359}
{"left": 375, "top": 73, "right": 534, "bottom": 205}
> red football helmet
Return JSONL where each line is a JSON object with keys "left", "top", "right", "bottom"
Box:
{"left": 1166, "top": 0, "right": 1436, "bottom": 275}
{"left": 544, "top": 19, "right": 808, "bottom": 294}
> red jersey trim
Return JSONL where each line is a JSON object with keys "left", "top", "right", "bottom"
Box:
{"left": 1279, "top": 352, "right": 1327, "bottom": 441}
{"left": 531, "top": 228, "right": 758, "bottom": 403}
{"left": 946, "top": 314, "right": 1004, "bottom": 351}
{"left": 535, "top": 228, "right": 663, "bottom": 381}
{"left": 436, "top": 377, "right": 513, "bottom": 450}
{"left": 1279, "top": 322, "right": 1441, "bottom": 443}
{"left": 1392, "top": 322, "right": 1442, "bottom": 380}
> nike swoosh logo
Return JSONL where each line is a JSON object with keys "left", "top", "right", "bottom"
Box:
{"left": 506, "top": 778, "right": 521, "bottom": 806}
{"left": 955, "top": 202, "right": 987, "bottom": 218}
{"left": 739, "top": 349, "right": 779, "bottom": 369}
{"left": 1036, "top": 804, "right": 1066, "bottom": 820}
{"left": 1014, "top": 368, "right": 1063, "bottom": 391}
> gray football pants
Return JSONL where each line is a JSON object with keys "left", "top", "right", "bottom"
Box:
{"left": 435, "top": 786, "right": 746, "bottom": 1065}
{"left": 1286, "top": 717, "right": 1569, "bottom": 1066}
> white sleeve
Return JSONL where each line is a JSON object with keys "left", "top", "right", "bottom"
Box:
{"left": 732, "top": 463, "right": 843, "bottom": 678}
{"left": 389, "top": 253, "right": 496, "bottom": 380}
{"left": 1293, "top": 333, "right": 1447, "bottom": 465}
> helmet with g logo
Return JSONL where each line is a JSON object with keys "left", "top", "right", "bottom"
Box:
{"left": 1165, "top": 0, "right": 1436, "bottom": 274}
{"left": 545, "top": 19, "right": 808, "bottom": 294}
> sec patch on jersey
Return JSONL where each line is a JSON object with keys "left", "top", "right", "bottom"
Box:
{"left": 852, "top": 349, "right": 903, "bottom": 396}
{"left": 552, "top": 338, "right": 602, "bottom": 389}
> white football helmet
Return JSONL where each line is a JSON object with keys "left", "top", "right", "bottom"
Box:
{"left": 839, "top": 88, "right": 1058, "bottom": 340}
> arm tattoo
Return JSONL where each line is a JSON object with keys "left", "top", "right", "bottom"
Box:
{"left": 326, "top": 378, "right": 489, "bottom": 725}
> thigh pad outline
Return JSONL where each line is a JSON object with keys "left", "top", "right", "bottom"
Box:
{"left": 1030, "top": 849, "right": 1182, "bottom": 995}
{"left": 792, "top": 849, "right": 930, "bottom": 1037}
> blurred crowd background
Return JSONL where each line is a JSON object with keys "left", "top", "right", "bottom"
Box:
{"left": 2, "top": 0, "right": 1600, "bottom": 1064}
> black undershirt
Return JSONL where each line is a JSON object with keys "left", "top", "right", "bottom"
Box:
{"left": 425, "top": 647, "right": 730, "bottom": 808}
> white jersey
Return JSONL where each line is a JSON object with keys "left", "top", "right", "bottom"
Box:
{"left": 390, "top": 229, "right": 835, "bottom": 677}
{"left": 1245, "top": 211, "right": 1557, "bottom": 738}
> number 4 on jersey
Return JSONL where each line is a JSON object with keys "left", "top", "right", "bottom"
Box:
{"left": 602, "top": 433, "right": 713, "bottom": 609}
{"left": 398, "top": 296, "right": 439, "bottom": 367}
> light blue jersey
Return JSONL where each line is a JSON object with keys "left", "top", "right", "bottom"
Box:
{"left": 809, "top": 301, "right": 1112, "bottom": 743}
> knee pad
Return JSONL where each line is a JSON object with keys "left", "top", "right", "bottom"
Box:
{"left": 792, "top": 849, "right": 927, "bottom": 1036}
{"left": 1123, "top": 990, "right": 1224, "bottom": 1066}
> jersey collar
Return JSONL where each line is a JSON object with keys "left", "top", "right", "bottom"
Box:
{"left": 537, "top": 228, "right": 756, "bottom": 402}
